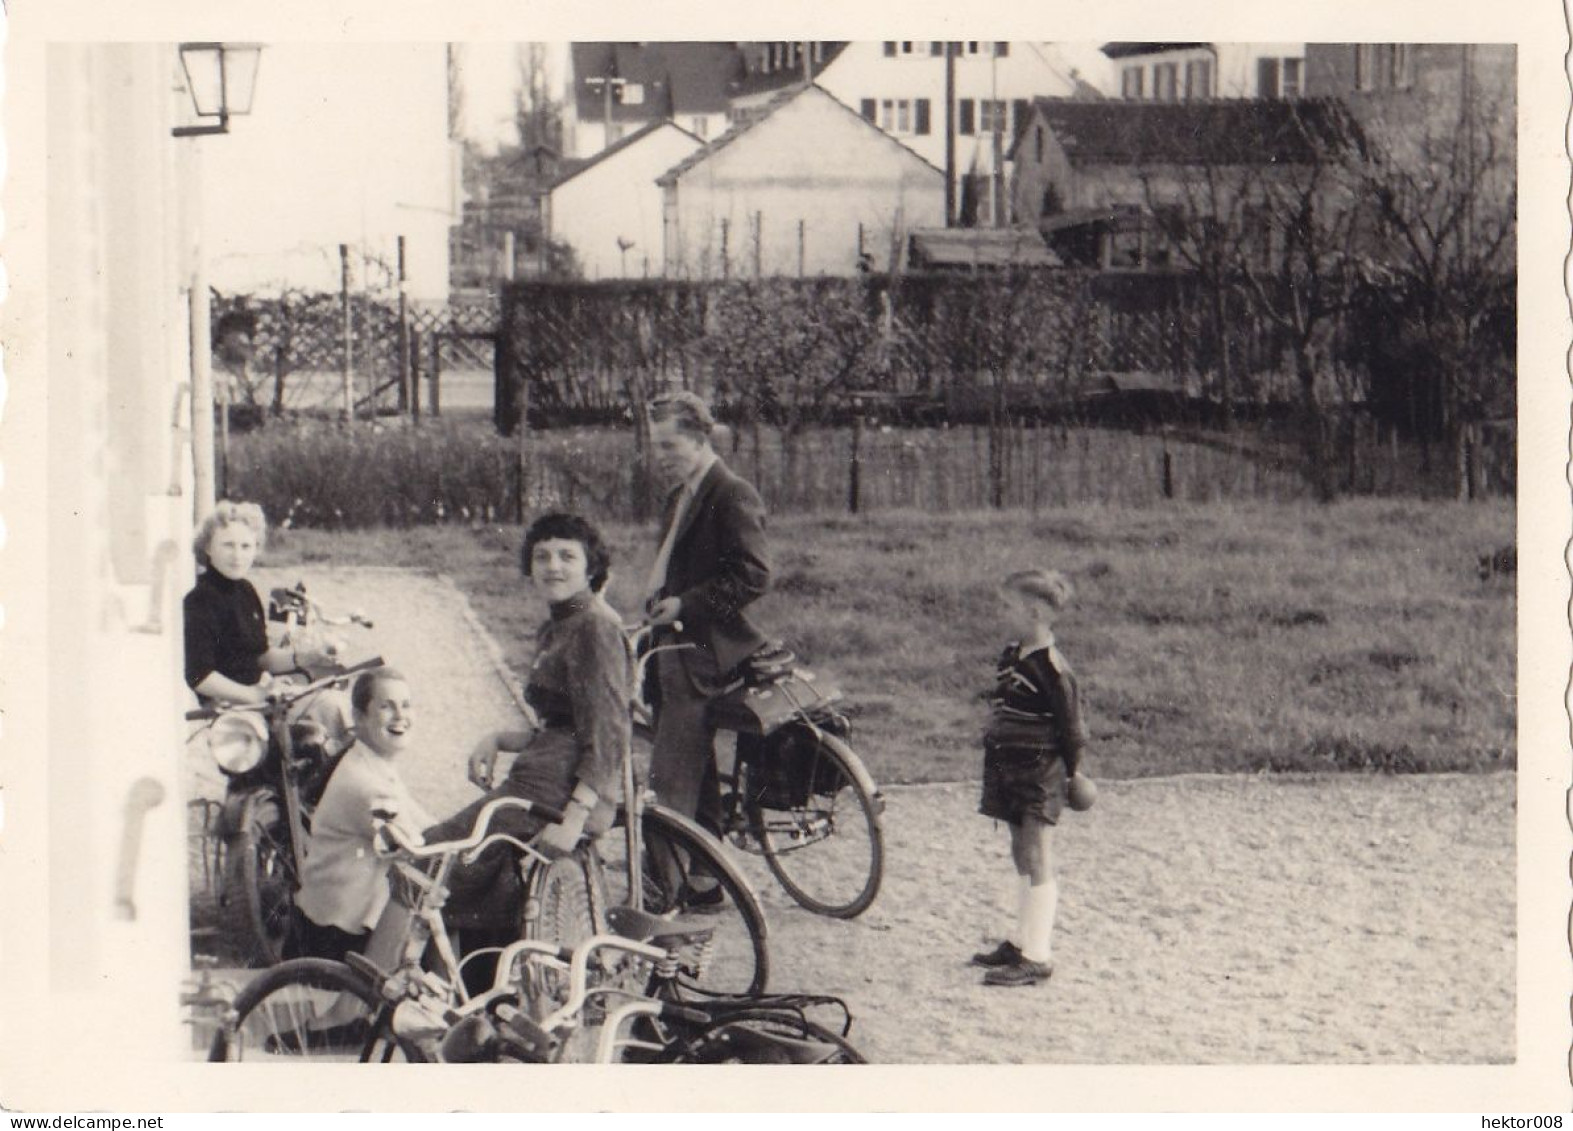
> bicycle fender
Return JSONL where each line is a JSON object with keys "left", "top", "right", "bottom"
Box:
{"left": 639, "top": 802, "right": 770, "bottom": 943}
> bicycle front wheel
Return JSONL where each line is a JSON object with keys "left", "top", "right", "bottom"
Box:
{"left": 749, "top": 730, "right": 885, "bottom": 918}
{"left": 208, "top": 958, "right": 423, "bottom": 1063}
{"left": 234, "top": 788, "right": 296, "bottom": 966}
{"left": 604, "top": 804, "right": 770, "bottom": 998}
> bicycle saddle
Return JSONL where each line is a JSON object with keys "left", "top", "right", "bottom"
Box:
{"left": 606, "top": 904, "right": 715, "bottom": 948}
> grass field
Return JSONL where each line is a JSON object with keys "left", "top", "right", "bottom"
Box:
{"left": 264, "top": 500, "right": 1515, "bottom": 783}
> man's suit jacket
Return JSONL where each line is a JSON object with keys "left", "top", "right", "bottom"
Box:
{"left": 655, "top": 457, "right": 771, "bottom": 690}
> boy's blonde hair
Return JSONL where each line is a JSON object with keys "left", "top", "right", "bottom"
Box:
{"left": 1002, "top": 568, "right": 1074, "bottom": 613}
{"left": 193, "top": 500, "right": 267, "bottom": 565}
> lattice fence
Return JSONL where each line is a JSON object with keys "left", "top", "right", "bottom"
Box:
{"left": 211, "top": 289, "right": 499, "bottom": 417}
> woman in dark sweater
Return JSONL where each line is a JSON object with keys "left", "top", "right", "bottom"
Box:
{"left": 183, "top": 501, "right": 311, "bottom": 704}
{"left": 423, "top": 513, "right": 630, "bottom": 974}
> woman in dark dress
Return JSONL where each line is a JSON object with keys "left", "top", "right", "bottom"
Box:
{"left": 424, "top": 513, "right": 631, "bottom": 979}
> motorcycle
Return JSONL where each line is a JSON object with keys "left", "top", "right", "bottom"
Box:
{"left": 187, "top": 583, "right": 376, "bottom": 966}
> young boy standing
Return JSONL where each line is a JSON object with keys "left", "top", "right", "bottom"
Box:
{"left": 971, "top": 569, "right": 1090, "bottom": 987}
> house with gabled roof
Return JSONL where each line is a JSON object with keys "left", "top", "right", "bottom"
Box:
{"left": 656, "top": 83, "right": 944, "bottom": 278}
{"left": 567, "top": 42, "right": 744, "bottom": 154}
{"left": 546, "top": 120, "right": 705, "bottom": 279}
{"left": 1008, "top": 97, "right": 1354, "bottom": 268}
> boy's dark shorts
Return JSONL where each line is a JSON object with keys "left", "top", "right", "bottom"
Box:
{"left": 980, "top": 743, "right": 1066, "bottom": 825}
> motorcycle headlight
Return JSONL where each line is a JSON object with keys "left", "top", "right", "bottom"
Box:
{"left": 209, "top": 712, "right": 267, "bottom": 774}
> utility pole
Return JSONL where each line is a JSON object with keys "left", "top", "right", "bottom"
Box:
{"left": 991, "top": 44, "right": 1004, "bottom": 227}
{"left": 944, "top": 42, "right": 957, "bottom": 227}
{"left": 584, "top": 56, "right": 625, "bottom": 154}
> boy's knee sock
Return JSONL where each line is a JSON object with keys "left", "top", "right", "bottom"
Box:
{"left": 1020, "top": 878, "right": 1058, "bottom": 964}
{"left": 1011, "top": 873, "right": 1032, "bottom": 948}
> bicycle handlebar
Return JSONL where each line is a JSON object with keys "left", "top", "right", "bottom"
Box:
{"left": 371, "top": 795, "right": 566, "bottom": 862}
{"left": 183, "top": 655, "right": 386, "bottom": 721}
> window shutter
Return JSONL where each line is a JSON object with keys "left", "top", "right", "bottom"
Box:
{"left": 959, "top": 99, "right": 975, "bottom": 135}
{"left": 861, "top": 98, "right": 876, "bottom": 122}
{"left": 883, "top": 42, "right": 896, "bottom": 57}
{"left": 930, "top": 42, "right": 944, "bottom": 56}
{"left": 996, "top": 42, "right": 1010, "bottom": 57}
{"left": 915, "top": 98, "right": 931, "bottom": 135}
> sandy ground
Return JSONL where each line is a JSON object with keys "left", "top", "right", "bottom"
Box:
{"left": 187, "top": 566, "right": 1515, "bottom": 1065}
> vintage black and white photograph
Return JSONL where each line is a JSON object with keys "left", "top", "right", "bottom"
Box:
{"left": 3, "top": 0, "right": 1568, "bottom": 1114}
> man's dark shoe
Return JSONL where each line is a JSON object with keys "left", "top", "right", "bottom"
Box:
{"left": 969, "top": 940, "right": 1022, "bottom": 968}
{"left": 983, "top": 959, "right": 1054, "bottom": 987}
{"left": 676, "top": 882, "right": 726, "bottom": 915}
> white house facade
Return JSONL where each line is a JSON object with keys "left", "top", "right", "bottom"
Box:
{"left": 812, "top": 41, "right": 1108, "bottom": 224}
{"left": 547, "top": 121, "right": 704, "bottom": 278}
{"left": 1103, "top": 43, "right": 1308, "bottom": 101}
{"left": 658, "top": 85, "right": 944, "bottom": 278}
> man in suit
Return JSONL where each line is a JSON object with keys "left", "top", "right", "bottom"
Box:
{"left": 644, "top": 391, "right": 771, "bottom": 848}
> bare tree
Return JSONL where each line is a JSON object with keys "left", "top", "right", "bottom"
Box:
{"left": 1346, "top": 89, "right": 1516, "bottom": 495}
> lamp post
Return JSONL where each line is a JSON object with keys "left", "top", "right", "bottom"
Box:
{"left": 173, "top": 42, "right": 262, "bottom": 520}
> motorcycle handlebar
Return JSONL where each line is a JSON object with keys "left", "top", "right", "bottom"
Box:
{"left": 183, "top": 655, "right": 387, "bottom": 722}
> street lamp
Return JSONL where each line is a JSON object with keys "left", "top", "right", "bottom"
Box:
{"left": 173, "top": 42, "right": 262, "bottom": 137}
{"left": 172, "top": 41, "right": 263, "bottom": 519}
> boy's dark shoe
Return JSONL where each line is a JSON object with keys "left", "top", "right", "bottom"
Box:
{"left": 983, "top": 959, "right": 1053, "bottom": 987}
{"left": 969, "top": 940, "right": 1022, "bottom": 968}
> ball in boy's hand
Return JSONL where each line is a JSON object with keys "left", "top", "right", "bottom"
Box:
{"left": 1066, "top": 772, "right": 1097, "bottom": 811}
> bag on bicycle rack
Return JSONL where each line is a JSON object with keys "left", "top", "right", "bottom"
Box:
{"left": 736, "top": 712, "right": 852, "bottom": 811}
{"left": 708, "top": 666, "right": 843, "bottom": 737}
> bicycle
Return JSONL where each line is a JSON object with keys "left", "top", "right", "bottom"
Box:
{"left": 208, "top": 795, "right": 590, "bottom": 1061}
{"left": 437, "top": 906, "right": 866, "bottom": 1064}
{"left": 213, "top": 883, "right": 861, "bottom": 1063}
{"left": 187, "top": 648, "right": 383, "bottom": 966}
{"left": 631, "top": 628, "right": 887, "bottom": 919}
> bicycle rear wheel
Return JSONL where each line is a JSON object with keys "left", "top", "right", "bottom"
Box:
{"left": 208, "top": 958, "right": 422, "bottom": 1062}
{"left": 603, "top": 804, "right": 769, "bottom": 998}
{"left": 749, "top": 731, "right": 885, "bottom": 919}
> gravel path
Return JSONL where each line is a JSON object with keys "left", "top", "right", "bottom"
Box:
{"left": 189, "top": 567, "right": 1516, "bottom": 1065}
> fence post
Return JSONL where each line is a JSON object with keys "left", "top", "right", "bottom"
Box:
{"left": 798, "top": 220, "right": 806, "bottom": 277}
{"left": 339, "top": 243, "right": 353, "bottom": 423}
{"left": 397, "top": 235, "right": 410, "bottom": 412}
{"left": 848, "top": 409, "right": 863, "bottom": 514}
{"left": 753, "top": 211, "right": 763, "bottom": 278}
{"left": 431, "top": 333, "right": 442, "bottom": 417}
{"left": 410, "top": 328, "right": 422, "bottom": 424}
{"left": 272, "top": 344, "right": 285, "bottom": 417}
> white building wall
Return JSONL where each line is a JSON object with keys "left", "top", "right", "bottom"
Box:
{"left": 548, "top": 124, "right": 704, "bottom": 278}
{"left": 24, "top": 42, "right": 195, "bottom": 1074}
{"left": 815, "top": 41, "right": 1091, "bottom": 184}
{"left": 665, "top": 88, "right": 944, "bottom": 278}
{"left": 1109, "top": 43, "right": 1307, "bottom": 99}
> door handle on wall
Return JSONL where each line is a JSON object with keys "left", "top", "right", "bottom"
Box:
{"left": 113, "top": 777, "right": 166, "bottom": 921}
{"left": 167, "top": 382, "right": 190, "bottom": 497}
